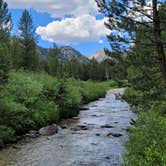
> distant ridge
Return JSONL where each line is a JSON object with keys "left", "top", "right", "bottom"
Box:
{"left": 88, "top": 49, "right": 109, "bottom": 63}
{"left": 37, "top": 45, "right": 89, "bottom": 63}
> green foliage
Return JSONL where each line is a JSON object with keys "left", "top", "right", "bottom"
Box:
{"left": 0, "top": 43, "right": 11, "bottom": 83}
{"left": 0, "top": 70, "right": 112, "bottom": 143}
{"left": 7, "top": 71, "right": 43, "bottom": 105}
{"left": 0, "top": 0, "right": 12, "bottom": 41}
{"left": 116, "top": 80, "right": 130, "bottom": 88}
{"left": 18, "top": 9, "right": 39, "bottom": 71}
{"left": 123, "top": 88, "right": 144, "bottom": 106}
{"left": 119, "top": 4, "right": 166, "bottom": 164}
{"left": 0, "top": 96, "right": 34, "bottom": 134}
{"left": 77, "top": 80, "right": 109, "bottom": 103}
{"left": 32, "top": 101, "right": 59, "bottom": 128}
{"left": 0, "top": 125, "right": 15, "bottom": 142}
{"left": 0, "top": 1, "right": 12, "bottom": 83}
{"left": 123, "top": 112, "right": 166, "bottom": 166}
{"left": 10, "top": 36, "right": 22, "bottom": 69}
{"left": 150, "top": 101, "right": 166, "bottom": 115}
{"left": 109, "top": 80, "right": 118, "bottom": 87}
{"left": 47, "top": 45, "right": 61, "bottom": 77}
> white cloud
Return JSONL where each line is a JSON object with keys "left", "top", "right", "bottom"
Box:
{"left": 7, "top": 0, "right": 110, "bottom": 44}
{"left": 6, "top": 0, "right": 98, "bottom": 18}
{"left": 36, "top": 15, "right": 110, "bottom": 44}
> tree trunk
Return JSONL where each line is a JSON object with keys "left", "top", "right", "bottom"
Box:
{"left": 152, "top": 0, "right": 166, "bottom": 82}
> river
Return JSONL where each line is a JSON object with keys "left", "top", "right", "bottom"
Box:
{"left": 0, "top": 88, "right": 136, "bottom": 166}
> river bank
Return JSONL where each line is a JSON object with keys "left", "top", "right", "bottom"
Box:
{"left": 0, "top": 71, "right": 114, "bottom": 147}
{"left": 0, "top": 88, "right": 136, "bottom": 166}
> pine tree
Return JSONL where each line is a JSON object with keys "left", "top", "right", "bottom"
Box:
{"left": 18, "top": 9, "right": 39, "bottom": 71}
{"left": 0, "top": 0, "right": 12, "bottom": 41}
{"left": 0, "top": 0, "right": 12, "bottom": 83}
{"left": 96, "top": 0, "right": 166, "bottom": 82}
{"left": 10, "top": 36, "right": 22, "bottom": 70}
{"left": 88, "top": 58, "right": 99, "bottom": 80}
{"left": 47, "top": 44, "right": 61, "bottom": 77}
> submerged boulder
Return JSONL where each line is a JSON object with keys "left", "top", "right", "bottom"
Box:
{"left": 70, "top": 125, "right": 89, "bottom": 131}
{"left": 39, "top": 124, "right": 59, "bottom": 136}
{"left": 100, "top": 125, "right": 114, "bottom": 128}
{"left": 106, "top": 132, "right": 123, "bottom": 137}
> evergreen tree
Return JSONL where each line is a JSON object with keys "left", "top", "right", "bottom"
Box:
{"left": 0, "top": 0, "right": 12, "bottom": 83}
{"left": 88, "top": 58, "right": 99, "bottom": 80}
{"left": 47, "top": 44, "right": 61, "bottom": 77}
{"left": 96, "top": 0, "right": 166, "bottom": 82}
{"left": 18, "top": 9, "right": 39, "bottom": 71}
{"left": 10, "top": 36, "right": 22, "bottom": 70}
{"left": 0, "top": 0, "right": 12, "bottom": 41}
{"left": 64, "top": 57, "right": 84, "bottom": 79}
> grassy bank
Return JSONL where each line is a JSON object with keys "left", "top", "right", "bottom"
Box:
{"left": 0, "top": 70, "right": 113, "bottom": 144}
{"left": 122, "top": 88, "right": 166, "bottom": 166}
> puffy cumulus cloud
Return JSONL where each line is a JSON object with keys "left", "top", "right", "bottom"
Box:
{"left": 6, "top": 0, "right": 98, "bottom": 17}
{"left": 36, "top": 15, "right": 110, "bottom": 44}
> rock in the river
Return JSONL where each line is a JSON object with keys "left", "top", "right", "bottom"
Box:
{"left": 91, "top": 105, "right": 98, "bottom": 107}
{"left": 101, "top": 125, "right": 114, "bottom": 128}
{"left": 25, "top": 130, "right": 40, "bottom": 138}
{"left": 115, "top": 93, "right": 122, "bottom": 100}
{"left": 72, "top": 117, "right": 80, "bottom": 120}
{"left": 70, "top": 125, "right": 89, "bottom": 131}
{"left": 39, "top": 124, "right": 58, "bottom": 136}
{"left": 106, "top": 133, "right": 123, "bottom": 137}
{"left": 61, "top": 125, "right": 68, "bottom": 129}
{"left": 80, "top": 107, "right": 89, "bottom": 111}
{"left": 0, "top": 139, "right": 5, "bottom": 149}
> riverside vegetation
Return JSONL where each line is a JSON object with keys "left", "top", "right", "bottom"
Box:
{"left": 96, "top": 1, "right": 166, "bottom": 165}
{"left": 0, "top": 70, "right": 114, "bottom": 144}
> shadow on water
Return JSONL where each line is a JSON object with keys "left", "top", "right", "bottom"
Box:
{"left": 0, "top": 88, "right": 136, "bottom": 166}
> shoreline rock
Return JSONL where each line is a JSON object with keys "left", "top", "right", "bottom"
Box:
{"left": 39, "top": 124, "right": 59, "bottom": 136}
{"left": 25, "top": 130, "right": 40, "bottom": 138}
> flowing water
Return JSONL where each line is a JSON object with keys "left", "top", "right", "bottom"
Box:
{"left": 0, "top": 88, "right": 136, "bottom": 166}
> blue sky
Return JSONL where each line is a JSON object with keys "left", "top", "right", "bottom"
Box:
{"left": 7, "top": 1, "right": 110, "bottom": 56}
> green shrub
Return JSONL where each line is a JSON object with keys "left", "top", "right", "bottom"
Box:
{"left": 78, "top": 81, "right": 109, "bottom": 103}
{"left": 7, "top": 71, "right": 43, "bottom": 105}
{"left": 0, "top": 125, "right": 15, "bottom": 142}
{"left": 32, "top": 101, "right": 59, "bottom": 128}
{"left": 123, "top": 112, "right": 166, "bottom": 166}
{"left": 0, "top": 97, "right": 34, "bottom": 134}
{"left": 117, "top": 80, "right": 130, "bottom": 87}
{"left": 149, "top": 101, "right": 166, "bottom": 116}
{"left": 109, "top": 80, "right": 118, "bottom": 87}
{"left": 123, "top": 88, "right": 144, "bottom": 106}
{"left": 55, "top": 80, "right": 82, "bottom": 118}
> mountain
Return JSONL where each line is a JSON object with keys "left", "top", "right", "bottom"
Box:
{"left": 60, "top": 46, "right": 89, "bottom": 63}
{"left": 37, "top": 46, "right": 89, "bottom": 63}
{"left": 88, "top": 50, "right": 109, "bottom": 63}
